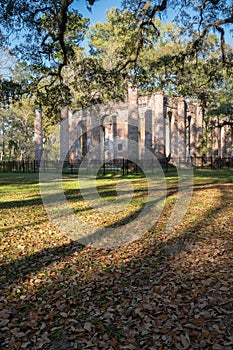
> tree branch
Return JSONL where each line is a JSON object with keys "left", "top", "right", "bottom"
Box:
{"left": 117, "top": 0, "right": 167, "bottom": 73}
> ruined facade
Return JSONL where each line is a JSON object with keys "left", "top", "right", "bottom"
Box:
{"left": 35, "top": 86, "right": 233, "bottom": 165}
{"left": 60, "top": 86, "right": 203, "bottom": 165}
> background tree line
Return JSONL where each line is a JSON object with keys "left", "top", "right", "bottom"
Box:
{"left": 0, "top": 0, "right": 232, "bottom": 161}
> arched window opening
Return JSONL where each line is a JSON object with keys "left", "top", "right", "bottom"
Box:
{"left": 145, "top": 110, "right": 152, "bottom": 151}
{"left": 77, "top": 122, "right": 87, "bottom": 160}
{"left": 165, "top": 111, "right": 172, "bottom": 157}
{"left": 186, "top": 115, "right": 191, "bottom": 158}
{"left": 101, "top": 115, "right": 115, "bottom": 161}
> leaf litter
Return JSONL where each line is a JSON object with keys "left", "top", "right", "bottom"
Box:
{"left": 0, "top": 172, "right": 233, "bottom": 349}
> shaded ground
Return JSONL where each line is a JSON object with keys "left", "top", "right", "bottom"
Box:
{"left": 0, "top": 170, "right": 233, "bottom": 349}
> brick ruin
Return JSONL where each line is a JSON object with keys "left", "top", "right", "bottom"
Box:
{"left": 35, "top": 86, "right": 233, "bottom": 165}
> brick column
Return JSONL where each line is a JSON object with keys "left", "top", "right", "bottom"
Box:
{"left": 128, "top": 83, "right": 139, "bottom": 161}
{"left": 177, "top": 97, "right": 186, "bottom": 161}
{"left": 138, "top": 108, "right": 145, "bottom": 160}
{"left": 60, "top": 106, "right": 70, "bottom": 163}
{"left": 192, "top": 104, "right": 203, "bottom": 157}
{"left": 153, "top": 91, "right": 165, "bottom": 159}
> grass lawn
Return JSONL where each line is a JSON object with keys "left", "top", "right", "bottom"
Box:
{"left": 0, "top": 169, "right": 233, "bottom": 349}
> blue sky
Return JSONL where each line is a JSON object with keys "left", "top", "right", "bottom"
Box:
{"left": 79, "top": 0, "right": 233, "bottom": 46}
{"left": 79, "top": 0, "right": 122, "bottom": 24}
{"left": 1, "top": 0, "right": 232, "bottom": 76}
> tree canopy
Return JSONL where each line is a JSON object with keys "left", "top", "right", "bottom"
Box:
{"left": 0, "top": 2, "right": 232, "bottom": 103}
{"left": 0, "top": 1, "right": 232, "bottom": 81}
{"left": 0, "top": 0, "right": 232, "bottom": 152}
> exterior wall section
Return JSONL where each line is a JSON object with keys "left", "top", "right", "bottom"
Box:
{"left": 55, "top": 88, "right": 232, "bottom": 164}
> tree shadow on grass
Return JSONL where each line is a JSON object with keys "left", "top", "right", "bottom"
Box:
{"left": 0, "top": 180, "right": 233, "bottom": 349}
{"left": 1, "top": 178, "right": 230, "bottom": 283}
{"left": 0, "top": 190, "right": 165, "bottom": 283}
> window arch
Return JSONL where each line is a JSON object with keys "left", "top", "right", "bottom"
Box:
{"left": 77, "top": 121, "right": 87, "bottom": 159}
{"left": 101, "top": 115, "right": 116, "bottom": 161}
{"left": 186, "top": 115, "right": 191, "bottom": 157}
{"left": 165, "top": 111, "right": 172, "bottom": 157}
